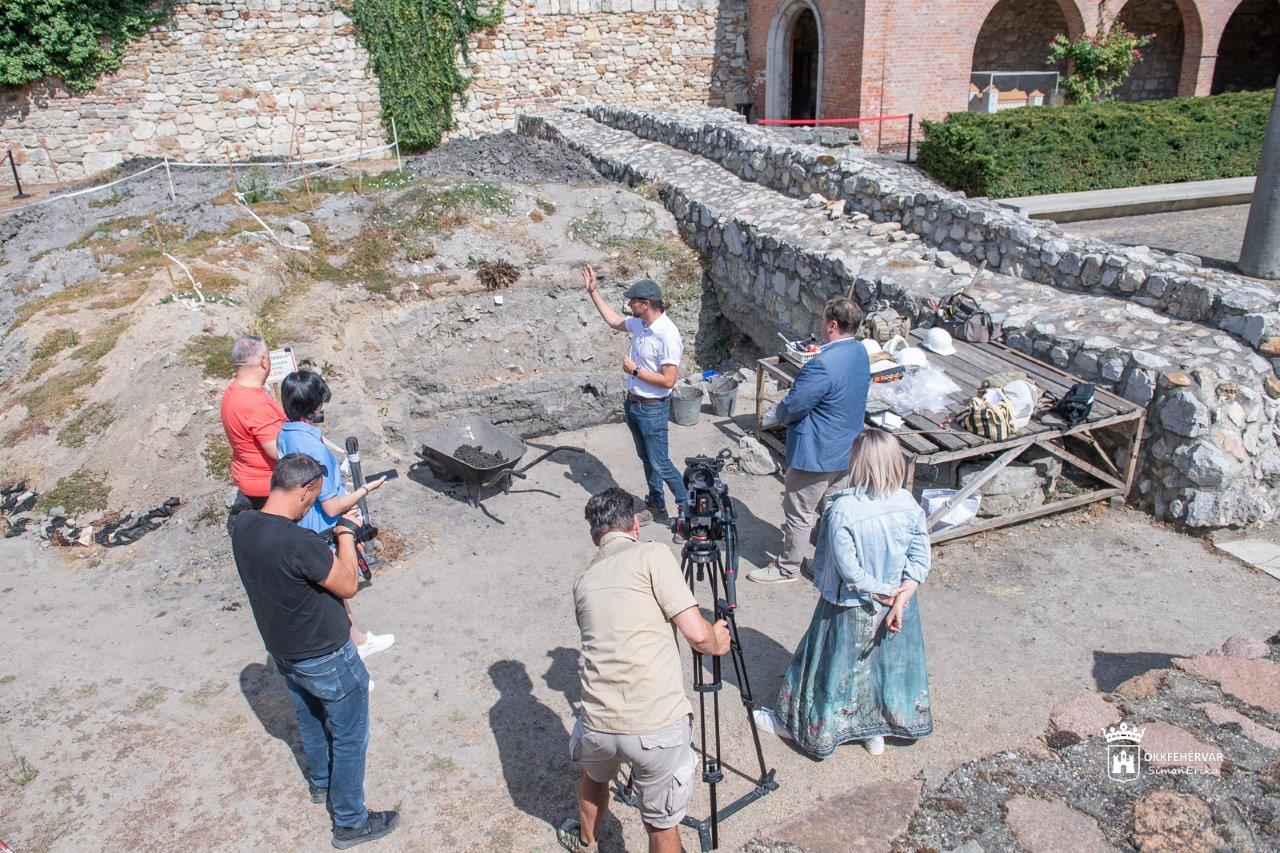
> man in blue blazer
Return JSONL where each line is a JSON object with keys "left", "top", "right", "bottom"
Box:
{"left": 749, "top": 298, "right": 871, "bottom": 585}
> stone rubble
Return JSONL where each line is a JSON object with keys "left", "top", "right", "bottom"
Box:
{"left": 518, "top": 106, "right": 1280, "bottom": 529}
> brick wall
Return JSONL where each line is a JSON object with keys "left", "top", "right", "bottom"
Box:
{"left": 746, "top": 0, "right": 1274, "bottom": 146}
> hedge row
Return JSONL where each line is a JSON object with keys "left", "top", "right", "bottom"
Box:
{"left": 916, "top": 89, "right": 1273, "bottom": 199}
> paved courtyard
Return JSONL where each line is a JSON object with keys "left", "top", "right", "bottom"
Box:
{"left": 1066, "top": 204, "right": 1262, "bottom": 280}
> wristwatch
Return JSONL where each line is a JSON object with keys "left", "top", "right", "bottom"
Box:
{"left": 630, "top": 367, "right": 639, "bottom": 377}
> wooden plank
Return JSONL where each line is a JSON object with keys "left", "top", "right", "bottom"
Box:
{"left": 1031, "top": 438, "right": 1126, "bottom": 490}
{"left": 931, "top": 487, "right": 1124, "bottom": 544}
{"left": 922, "top": 408, "right": 1141, "bottom": 464}
{"left": 986, "top": 341, "right": 1136, "bottom": 412}
{"left": 926, "top": 444, "right": 1027, "bottom": 530}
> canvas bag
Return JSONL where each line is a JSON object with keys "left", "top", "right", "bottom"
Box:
{"left": 935, "top": 291, "right": 1000, "bottom": 344}
{"left": 864, "top": 300, "right": 911, "bottom": 344}
{"left": 954, "top": 392, "right": 1017, "bottom": 440}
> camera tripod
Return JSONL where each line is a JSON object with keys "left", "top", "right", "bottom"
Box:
{"left": 616, "top": 482, "right": 778, "bottom": 851}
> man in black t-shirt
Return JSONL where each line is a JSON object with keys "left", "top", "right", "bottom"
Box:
{"left": 231, "top": 454, "right": 400, "bottom": 850}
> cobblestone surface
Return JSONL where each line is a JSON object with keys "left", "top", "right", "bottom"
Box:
{"left": 1067, "top": 206, "right": 1262, "bottom": 281}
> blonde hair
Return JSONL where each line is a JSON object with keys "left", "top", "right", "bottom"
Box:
{"left": 848, "top": 427, "right": 905, "bottom": 498}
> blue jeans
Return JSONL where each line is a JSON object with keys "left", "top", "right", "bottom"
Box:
{"left": 624, "top": 396, "right": 689, "bottom": 511}
{"left": 273, "top": 639, "right": 370, "bottom": 828}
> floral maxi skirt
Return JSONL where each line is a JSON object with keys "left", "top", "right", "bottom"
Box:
{"left": 776, "top": 595, "right": 932, "bottom": 758}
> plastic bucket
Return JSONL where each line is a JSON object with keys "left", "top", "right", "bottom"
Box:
{"left": 671, "top": 385, "right": 704, "bottom": 426}
{"left": 709, "top": 377, "right": 740, "bottom": 417}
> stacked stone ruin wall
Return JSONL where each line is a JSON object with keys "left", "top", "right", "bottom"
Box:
{"left": 577, "top": 104, "right": 1280, "bottom": 362}
{"left": 520, "top": 106, "right": 1280, "bottom": 529}
{"left": 0, "top": 0, "right": 748, "bottom": 185}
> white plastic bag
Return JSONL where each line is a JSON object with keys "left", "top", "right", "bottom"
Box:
{"left": 922, "top": 488, "right": 981, "bottom": 529}
{"left": 868, "top": 366, "right": 962, "bottom": 415}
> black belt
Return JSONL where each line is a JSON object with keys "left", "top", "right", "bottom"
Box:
{"left": 627, "top": 393, "right": 666, "bottom": 405}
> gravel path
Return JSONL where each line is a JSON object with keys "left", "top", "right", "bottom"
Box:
{"left": 1066, "top": 205, "right": 1263, "bottom": 281}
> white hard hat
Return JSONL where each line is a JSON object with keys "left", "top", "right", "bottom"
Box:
{"left": 922, "top": 327, "right": 956, "bottom": 355}
{"left": 860, "top": 338, "right": 883, "bottom": 357}
{"left": 897, "top": 346, "right": 928, "bottom": 368}
{"left": 884, "top": 335, "right": 908, "bottom": 355}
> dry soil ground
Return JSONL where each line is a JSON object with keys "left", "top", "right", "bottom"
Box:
{"left": 1, "top": 387, "right": 1277, "bottom": 851}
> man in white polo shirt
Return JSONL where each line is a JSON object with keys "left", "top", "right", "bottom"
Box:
{"left": 583, "top": 265, "right": 689, "bottom": 523}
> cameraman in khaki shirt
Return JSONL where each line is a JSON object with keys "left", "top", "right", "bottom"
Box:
{"left": 558, "top": 488, "right": 731, "bottom": 853}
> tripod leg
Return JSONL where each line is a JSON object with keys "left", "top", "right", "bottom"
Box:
{"left": 723, "top": 608, "right": 771, "bottom": 781}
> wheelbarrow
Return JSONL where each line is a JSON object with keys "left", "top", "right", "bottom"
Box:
{"left": 415, "top": 414, "right": 584, "bottom": 508}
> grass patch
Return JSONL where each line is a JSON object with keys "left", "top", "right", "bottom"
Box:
{"left": 255, "top": 276, "right": 313, "bottom": 345}
{"left": 183, "top": 334, "right": 236, "bottom": 379}
{"left": 5, "top": 740, "right": 37, "bottom": 788}
{"left": 0, "top": 675, "right": 15, "bottom": 685}
{"left": 71, "top": 324, "right": 126, "bottom": 364}
{"left": 191, "top": 266, "right": 244, "bottom": 296}
{"left": 568, "top": 205, "right": 704, "bottom": 307}
{"left": 24, "top": 329, "right": 80, "bottom": 381}
{"left": 401, "top": 180, "right": 513, "bottom": 232}
{"left": 6, "top": 364, "right": 100, "bottom": 445}
{"left": 203, "top": 439, "right": 232, "bottom": 479}
{"left": 535, "top": 197, "right": 557, "bottom": 215}
{"left": 36, "top": 469, "right": 111, "bottom": 515}
{"left": 58, "top": 402, "right": 115, "bottom": 448}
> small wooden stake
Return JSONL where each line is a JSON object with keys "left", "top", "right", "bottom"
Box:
{"left": 152, "top": 220, "right": 178, "bottom": 292}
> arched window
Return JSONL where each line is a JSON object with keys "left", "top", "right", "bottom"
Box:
{"left": 1212, "top": 0, "right": 1280, "bottom": 94}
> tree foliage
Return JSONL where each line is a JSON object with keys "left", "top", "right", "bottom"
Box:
{"left": 0, "top": 0, "right": 172, "bottom": 93}
{"left": 1047, "top": 1, "right": 1151, "bottom": 104}
{"left": 346, "top": 0, "right": 504, "bottom": 151}
{"left": 917, "top": 89, "right": 1272, "bottom": 198}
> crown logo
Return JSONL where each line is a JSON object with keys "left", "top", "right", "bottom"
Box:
{"left": 1104, "top": 722, "right": 1145, "bottom": 745}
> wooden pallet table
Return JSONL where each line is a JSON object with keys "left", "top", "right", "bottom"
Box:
{"left": 754, "top": 333, "right": 1146, "bottom": 543}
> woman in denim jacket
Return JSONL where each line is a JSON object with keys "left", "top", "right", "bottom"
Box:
{"left": 756, "top": 427, "right": 932, "bottom": 758}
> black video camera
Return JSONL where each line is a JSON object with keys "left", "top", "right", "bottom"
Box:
{"left": 672, "top": 449, "right": 740, "bottom": 608}
{"left": 323, "top": 521, "right": 378, "bottom": 547}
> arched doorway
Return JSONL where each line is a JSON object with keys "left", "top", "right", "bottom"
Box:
{"left": 765, "top": 0, "right": 823, "bottom": 121}
{"left": 1212, "top": 0, "right": 1280, "bottom": 94}
{"left": 790, "top": 9, "right": 819, "bottom": 121}
{"left": 1115, "top": 0, "right": 1186, "bottom": 100}
{"left": 972, "top": 0, "right": 1073, "bottom": 75}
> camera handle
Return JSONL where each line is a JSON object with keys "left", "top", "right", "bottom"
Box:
{"left": 346, "top": 436, "right": 374, "bottom": 581}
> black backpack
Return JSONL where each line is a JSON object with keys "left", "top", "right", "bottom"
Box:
{"left": 1042, "top": 383, "right": 1094, "bottom": 428}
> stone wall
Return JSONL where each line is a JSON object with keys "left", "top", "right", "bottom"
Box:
{"left": 455, "top": 0, "right": 749, "bottom": 134}
{"left": 0, "top": 0, "right": 748, "bottom": 185}
{"left": 0, "top": 1, "right": 385, "bottom": 184}
{"left": 1116, "top": 0, "right": 1185, "bottom": 102}
{"left": 577, "top": 104, "right": 1280, "bottom": 363}
{"left": 971, "top": 0, "right": 1070, "bottom": 74}
{"left": 519, "top": 106, "right": 1280, "bottom": 528}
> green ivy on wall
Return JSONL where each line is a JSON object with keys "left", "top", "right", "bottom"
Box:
{"left": 346, "top": 0, "right": 504, "bottom": 151}
{"left": 0, "top": 1, "right": 173, "bottom": 93}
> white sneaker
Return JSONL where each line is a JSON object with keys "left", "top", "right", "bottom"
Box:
{"left": 752, "top": 707, "right": 793, "bottom": 740}
{"left": 368, "top": 679, "right": 375, "bottom": 693}
{"left": 864, "top": 736, "right": 885, "bottom": 756}
{"left": 357, "top": 633, "right": 395, "bottom": 659}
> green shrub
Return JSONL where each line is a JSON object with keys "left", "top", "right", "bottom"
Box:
{"left": 0, "top": 1, "right": 172, "bottom": 92}
{"left": 346, "top": 0, "right": 503, "bottom": 150}
{"left": 917, "top": 89, "right": 1273, "bottom": 198}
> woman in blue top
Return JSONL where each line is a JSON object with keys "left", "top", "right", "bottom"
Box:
{"left": 756, "top": 427, "right": 932, "bottom": 758}
{"left": 277, "top": 370, "right": 393, "bottom": 662}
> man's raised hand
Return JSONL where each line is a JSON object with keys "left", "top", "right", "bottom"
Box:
{"left": 581, "top": 264, "right": 598, "bottom": 295}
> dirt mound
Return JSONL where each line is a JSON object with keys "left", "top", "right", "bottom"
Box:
{"left": 412, "top": 131, "right": 604, "bottom": 184}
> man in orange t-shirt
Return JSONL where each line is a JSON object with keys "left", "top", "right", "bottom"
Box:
{"left": 220, "top": 336, "right": 285, "bottom": 509}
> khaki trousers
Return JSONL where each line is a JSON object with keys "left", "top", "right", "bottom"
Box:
{"left": 779, "top": 467, "right": 851, "bottom": 576}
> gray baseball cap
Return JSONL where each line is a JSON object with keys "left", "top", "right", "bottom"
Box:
{"left": 623, "top": 279, "right": 663, "bottom": 302}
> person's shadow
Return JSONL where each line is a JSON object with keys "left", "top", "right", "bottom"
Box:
{"left": 489, "top": 660, "right": 578, "bottom": 831}
{"left": 240, "top": 661, "right": 308, "bottom": 779}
